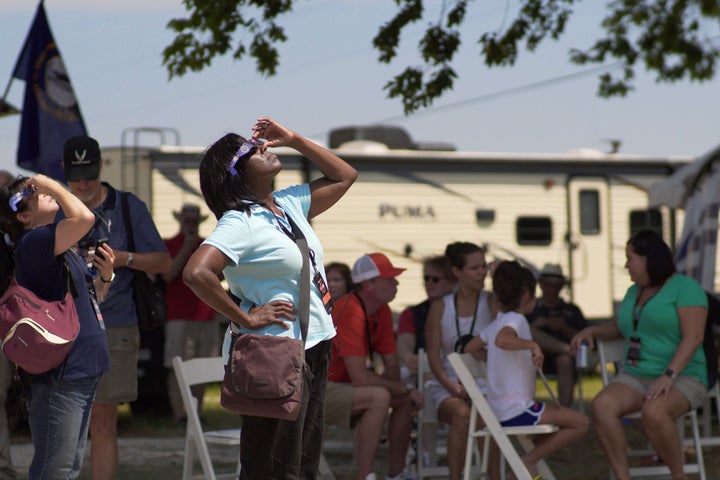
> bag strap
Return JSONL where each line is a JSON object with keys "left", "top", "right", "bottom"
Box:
{"left": 120, "top": 193, "right": 136, "bottom": 253}
{"left": 62, "top": 255, "right": 78, "bottom": 299}
{"left": 7, "top": 258, "right": 74, "bottom": 297}
{"left": 285, "top": 214, "right": 310, "bottom": 343}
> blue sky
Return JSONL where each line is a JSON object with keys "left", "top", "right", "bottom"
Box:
{"left": 1, "top": 0, "right": 720, "bottom": 175}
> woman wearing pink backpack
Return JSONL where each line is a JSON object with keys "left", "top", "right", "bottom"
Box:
{"left": 0, "top": 174, "right": 113, "bottom": 479}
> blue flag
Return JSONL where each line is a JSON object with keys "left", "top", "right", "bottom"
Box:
{"left": 12, "top": 2, "right": 87, "bottom": 181}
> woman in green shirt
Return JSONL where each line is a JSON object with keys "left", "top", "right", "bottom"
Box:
{"left": 571, "top": 229, "right": 708, "bottom": 480}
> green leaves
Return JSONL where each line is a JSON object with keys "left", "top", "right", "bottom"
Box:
{"left": 162, "top": 0, "right": 291, "bottom": 78}
{"left": 569, "top": 0, "right": 720, "bottom": 97}
{"left": 162, "top": 0, "right": 720, "bottom": 115}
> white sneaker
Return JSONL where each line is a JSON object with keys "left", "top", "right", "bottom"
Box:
{"left": 364, "top": 474, "right": 377, "bottom": 480}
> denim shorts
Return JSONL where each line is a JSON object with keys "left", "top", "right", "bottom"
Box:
{"left": 28, "top": 373, "right": 101, "bottom": 479}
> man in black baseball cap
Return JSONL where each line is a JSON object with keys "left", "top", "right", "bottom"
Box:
{"left": 63, "top": 135, "right": 101, "bottom": 181}
{"left": 60, "top": 134, "right": 171, "bottom": 480}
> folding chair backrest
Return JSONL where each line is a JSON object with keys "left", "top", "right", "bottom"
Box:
{"left": 597, "top": 339, "right": 627, "bottom": 385}
{"left": 448, "top": 353, "right": 533, "bottom": 480}
{"left": 177, "top": 356, "right": 226, "bottom": 388}
{"left": 416, "top": 348, "right": 442, "bottom": 477}
{"left": 172, "top": 356, "right": 240, "bottom": 480}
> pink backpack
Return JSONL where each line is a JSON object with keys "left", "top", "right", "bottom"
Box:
{"left": 0, "top": 275, "right": 80, "bottom": 375}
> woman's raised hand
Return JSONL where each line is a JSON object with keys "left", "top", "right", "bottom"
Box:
{"left": 251, "top": 117, "right": 297, "bottom": 149}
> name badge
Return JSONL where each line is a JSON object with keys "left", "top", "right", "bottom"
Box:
{"left": 313, "top": 272, "right": 332, "bottom": 314}
{"left": 626, "top": 336, "right": 641, "bottom": 366}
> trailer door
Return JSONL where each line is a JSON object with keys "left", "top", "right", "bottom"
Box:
{"left": 567, "top": 177, "right": 613, "bottom": 320}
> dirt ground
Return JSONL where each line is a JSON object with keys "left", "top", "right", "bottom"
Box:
{"left": 9, "top": 418, "right": 719, "bottom": 480}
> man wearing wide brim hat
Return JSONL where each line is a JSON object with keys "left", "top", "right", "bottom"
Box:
{"left": 162, "top": 203, "right": 216, "bottom": 422}
{"left": 172, "top": 204, "right": 209, "bottom": 224}
{"left": 527, "top": 263, "right": 590, "bottom": 407}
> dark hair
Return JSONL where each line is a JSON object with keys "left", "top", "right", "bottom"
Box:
{"left": 627, "top": 229, "right": 676, "bottom": 287}
{"left": 0, "top": 176, "right": 30, "bottom": 243}
{"left": 520, "top": 265, "right": 537, "bottom": 298}
{"left": 492, "top": 260, "right": 535, "bottom": 312}
{"left": 444, "top": 242, "right": 484, "bottom": 270}
{"left": 199, "top": 133, "right": 261, "bottom": 220}
{"left": 325, "top": 262, "right": 354, "bottom": 292}
{"left": 422, "top": 255, "right": 453, "bottom": 280}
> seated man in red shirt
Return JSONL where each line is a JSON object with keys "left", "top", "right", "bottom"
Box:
{"left": 326, "top": 253, "right": 423, "bottom": 480}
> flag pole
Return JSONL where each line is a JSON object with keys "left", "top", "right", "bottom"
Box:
{"left": 0, "top": 78, "right": 20, "bottom": 117}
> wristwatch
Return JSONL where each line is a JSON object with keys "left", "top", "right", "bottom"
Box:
{"left": 101, "top": 272, "right": 115, "bottom": 283}
{"left": 664, "top": 368, "right": 677, "bottom": 380}
{"left": 126, "top": 252, "right": 134, "bottom": 267}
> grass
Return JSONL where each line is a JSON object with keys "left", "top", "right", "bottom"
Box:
{"left": 116, "top": 383, "right": 241, "bottom": 437}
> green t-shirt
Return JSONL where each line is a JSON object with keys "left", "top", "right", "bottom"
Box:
{"left": 617, "top": 274, "right": 708, "bottom": 387}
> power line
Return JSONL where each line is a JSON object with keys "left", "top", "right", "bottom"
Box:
{"left": 378, "top": 62, "right": 623, "bottom": 123}
{"left": 306, "top": 61, "right": 623, "bottom": 141}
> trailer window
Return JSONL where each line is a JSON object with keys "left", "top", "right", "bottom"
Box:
{"left": 516, "top": 217, "right": 552, "bottom": 246}
{"left": 579, "top": 190, "right": 600, "bottom": 235}
{"left": 630, "top": 209, "right": 663, "bottom": 237}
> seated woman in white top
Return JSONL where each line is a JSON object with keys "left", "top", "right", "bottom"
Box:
{"left": 424, "top": 242, "right": 498, "bottom": 480}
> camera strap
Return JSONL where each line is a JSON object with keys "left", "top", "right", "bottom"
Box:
{"left": 454, "top": 291, "right": 480, "bottom": 340}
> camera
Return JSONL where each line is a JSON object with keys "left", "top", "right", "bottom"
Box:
{"left": 454, "top": 334, "right": 475, "bottom": 353}
{"left": 94, "top": 237, "right": 109, "bottom": 261}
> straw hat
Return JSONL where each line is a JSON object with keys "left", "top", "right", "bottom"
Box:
{"left": 538, "top": 263, "right": 565, "bottom": 280}
{"left": 172, "top": 204, "right": 209, "bottom": 223}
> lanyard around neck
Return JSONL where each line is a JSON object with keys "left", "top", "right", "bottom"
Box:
{"left": 454, "top": 291, "right": 480, "bottom": 339}
{"left": 632, "top": 286, "right": 658, "bottom": 334}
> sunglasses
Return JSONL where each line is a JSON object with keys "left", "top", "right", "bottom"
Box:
{"left": 9, "top": 185, "right": 37, "bottom": 212}
{"left": 228, "top": 138, "right": 264, "bottom": 176}
{"left": 423, "top": 275, "right": 445, "bottom": 283}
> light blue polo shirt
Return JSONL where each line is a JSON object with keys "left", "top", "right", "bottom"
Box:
{"left": 204, "top": 184, "right": 335, "bottom": 354}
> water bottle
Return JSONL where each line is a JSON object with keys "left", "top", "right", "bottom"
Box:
{"left": 576, "top": 342, "right": 588, "bottom": 369}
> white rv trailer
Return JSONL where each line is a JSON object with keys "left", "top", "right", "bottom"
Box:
{"left": 99, "top": 136, "right": 690, "bottom": 322}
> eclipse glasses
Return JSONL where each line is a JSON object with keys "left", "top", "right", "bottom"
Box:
{"left": 9, "top": 185, "right": 37, "bottom": 212}
{"left": 228, "top": 138, "right": 265, "bottom": 176}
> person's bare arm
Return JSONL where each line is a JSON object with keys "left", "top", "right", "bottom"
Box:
{"left": 251, "top": 117, "right": 357, "bottom": 219}
{"left": 21, "top": 175, "right": 93, "bottom": 255}
{"left": 183, "top": 244, "right": 294, "bottom": 330}
{"left": 115, "top": 250, "right": 172, "bottom": 274}
{"left": 496, "top": 326, "right": 544, "bottom": 369}
{"left": 342, "top": 355, "right": 407, "bottom": 396}
{"left": 396, "top": 332, "right": 418, "bottom": 375}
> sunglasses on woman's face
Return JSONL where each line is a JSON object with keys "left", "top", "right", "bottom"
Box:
{"left": 9, "top": 185, "right": 37, "bottom": 212}
{"left": 228, "top": 138, "right": 264, "bottom": 176}
{"left": 423, "top": 275, "right": 444, "bottom": 284}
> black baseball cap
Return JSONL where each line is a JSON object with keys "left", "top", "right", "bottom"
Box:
{"left": 63, "top": 136, "right": 101, "bottom": 181}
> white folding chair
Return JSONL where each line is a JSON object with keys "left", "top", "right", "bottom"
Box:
{"left": 596, "top": 339, "right": 706, "bottom": 480}
{"left": 448, "top": 353, "right": 558, "bottom": 480}
{"left": 416, "top": 348, "right": 445, "bottom": 478}
{"left": 699, "top": 379, "right": 720, "bottom": 445}
{"left": 172, "top": 356, "right": 241, "bottom": 480}
{"left": 173, "top": 356, "right": 335, "bottom": 479}
{"left": 415, "top": 349, "right": 485, "bottom": 479}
